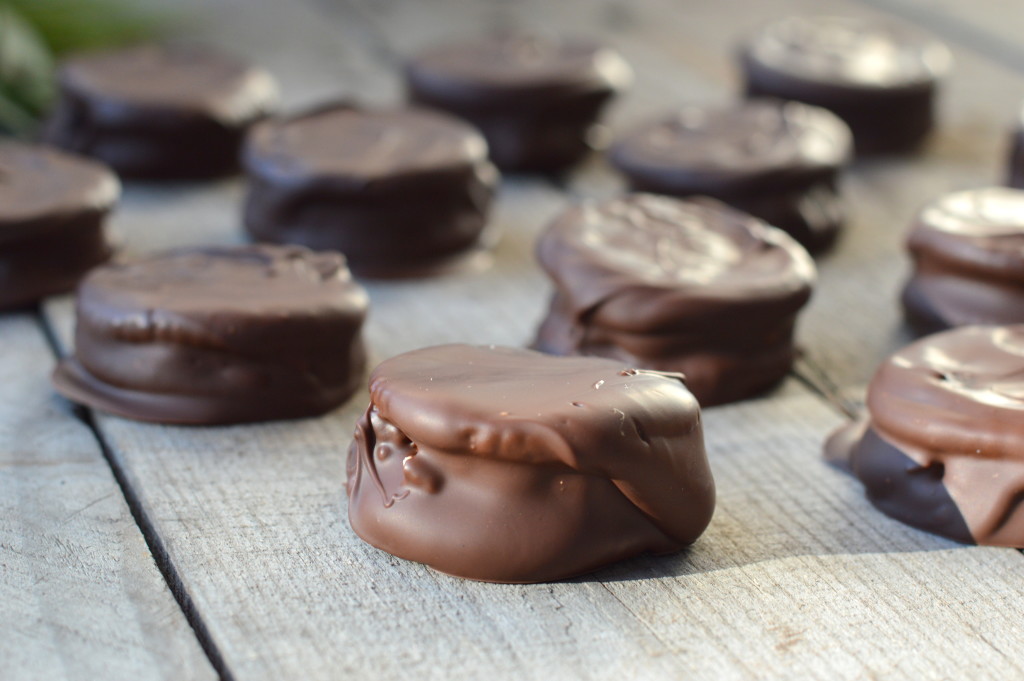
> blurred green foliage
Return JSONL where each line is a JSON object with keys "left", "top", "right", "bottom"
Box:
{"left": 0, "top": 0, "right": 168, "bottom": 136}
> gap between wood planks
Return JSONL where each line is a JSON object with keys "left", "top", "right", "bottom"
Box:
{"left": 31, "top": 307, "right": 235, "bottom": 681}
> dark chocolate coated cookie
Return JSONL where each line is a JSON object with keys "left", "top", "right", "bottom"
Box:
{"left": 0, "top": 142, "right": 118, "bottom": 309}
{"left": 347, "top": 344, "right": 715, "bottom": 583}
{"left": 739, "top": 16, "right": 951, "bottom": 154}
{"left": 406, "top": 34, "right": 632, "bottom": 172}
{"left": 902, "top": 187, "right": 1024, "bottom": 335}
{"left": 609, "top": 100, "right": 851, "bottom": 252}
{"left": 52, "top": 245, "right": 368, "bottom": 424}
{"left": 243, "top": 104, "right": 498, "bottom": 277}
{"left": 43, "top": 44, "right": 277, "bottom": 179}
{"left": 534, "top": 193, "right": 815, "bottom": 406}
{"left": 826, "top": 325, "right": 1024, "bottom": 547}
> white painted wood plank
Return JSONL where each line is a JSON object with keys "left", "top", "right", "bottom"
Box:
{"left": 0, "top": 314, "right": 215, "bottom": 681}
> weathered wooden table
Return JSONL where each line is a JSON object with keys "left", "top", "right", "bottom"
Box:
{"left": 5, "top": 0, "right": 1024, "bottom": 679}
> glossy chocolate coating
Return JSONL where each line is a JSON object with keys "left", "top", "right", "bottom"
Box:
{"left": 609, "top": 100, "right": 851, "bottom": 252}
{"left": 534, "top": 194, "right": 815, "bottom": 406}
{"left": 740, "top": 16, "right": 951, "bottom": 155}
{"left": 346, "top": 344, "right": 715, "bottom": 583}
{"left": 406, "top": 34, "right": 632, "bottom": 172}
{"left": 826, "top": 325, "right": 1024, "bottom": 547}
{"left": 43, "top": 45, "right": 277, "bottom": 179}
{"left": 243, "top": 104, "right": 498, "bottom": 277}
{"left": 902, "top": 187, "right": 1024, "bottom": 335}
{"left": 0, "top": 142, "right": 118, "bottom": 309}
{"left": 52, "top": 245, "right": 368, "bottom": 425}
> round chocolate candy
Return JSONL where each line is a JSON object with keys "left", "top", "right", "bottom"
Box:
{"left": 0, "top": 142, "right": 118, "bottom": 310}
{"left": 243, "top": 104, "right": 498, "bottom": 278}
{"left": 609, "top": 100, "right": 851, "bottom": 252}
{"left": 739, "top": 16, "right": 951, "bottom": 155}
{"left": 43, "top": 44, "right": 278, "bottom": 179}
{"left": 533, "top": 193, "right": 816, "bottom": 407}
{"left": 406, "top": 34, "right": 632, "bottom": 172}
{"left": 826, "top": 325, "right": 1024, "bottom": 547}
{"left": 52, "top": 245, "right": 368, "bottom": 425}
{"left": 346, "top": 344, "right": 715, "bottom": 583}
{"left": 903, "top": 187, "right": 1024, "bottom": 335}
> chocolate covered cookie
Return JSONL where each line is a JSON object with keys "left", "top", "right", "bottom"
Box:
{"left": 0, "top": 142, "right": 118, "bottom": 310}
{"left": 739, "top": 16, "right": 951, "bottom": 155}
{"left": 406, "top": 34, "right": 632, "bottom": 172}
{"left": 43, "top": 44, "right": 277, "bottom": 179}
{"left": 903, "top": 187, "right": 1024, "bottom": 335}
{"left": 52, "top": 245, "right": 368, "bottom": 425}
{"left": 609, "top": 100, "right": 851, "bottom": 252}
{"left": 534, "top": 193, "right": 815, "bottom": 407}
{"left": 826, "top": 325, "right": 1024, "bottom": 547}
{"left": 243, "top": 104, "right": 498, "bottom": 277}
{"left": 346, "top": 344, "right": 715, "bottom": 583}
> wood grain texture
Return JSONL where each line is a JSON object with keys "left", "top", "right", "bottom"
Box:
{"left": 34, "top": 0, "right": 1024, "bottom": 679}
{"left": 0, "top": 315, "right": 215, "bottom": 681}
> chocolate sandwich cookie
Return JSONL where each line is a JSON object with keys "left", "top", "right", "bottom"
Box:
{"left": 52, "top": 245, "right": 368, "bottom": 425}
{"left": 346, "top": 344, "right": 715, "bottom": 583}
{"left": 243, "top": 104, "right": 498, "bottom": 277}
{"left": 739, "top": 16, "right": 951, "bottom": 155}
{"left": 43, "top": 44, "right": 277, "bottom": 179}
{"left": 609, "top": 100, "right": 851, "bottom": 252}
{"left": 406, "top": 34, "right": 632, "bottom": 172}
{"left": 903, "top": 187, "right": 1024, "bottom": 335}
{"left": 826, "top": 325, "right": 1024, "bottom": 547}
{"left": 0, "top": 142, "right": 118, "bottom": 310}
{"left": 534, "top": 193, "right": 815, "bottom": 407}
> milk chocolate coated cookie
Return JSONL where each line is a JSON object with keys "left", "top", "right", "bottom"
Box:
{"left": 406, "top": 34, "right": 632, "bottom": 172}
{"left": 826, "top": 326, "right": 1024, "bottom": 547}
{"left": 609, "top": 100, "right": 851, "bottom": 252}
{"left": 243, "top": 104, "right": 498, "bottom": 277}
{"left": 347, "top": 344, "right": 715, "bottom": 583}
{"left": 534, "top": 194, "right": 815, "bottom": 407}
{"left": 0, "top": 142, "right": 118, "bottom": 309}
{"left": 43, "top": 44, "right": 277, "bottom": 179}
{"left": 903, "top": 187, "right": 1024, "bottom": 335}
{"left": 740, "top": 16, "right": 951, "bottom": 154}
{"left": 52, "top": 245, "right": 368, "bottom": 424}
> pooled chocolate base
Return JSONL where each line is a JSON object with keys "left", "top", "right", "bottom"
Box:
{"left": 53, "top": 350, "right": 364, "bottom": 426}
{"left": 826, "top": 421, "right": 972, "bottom": 544}
{"left": 346, "top": 344, "right": 715, "bottom": 583}
{"left": 0, "top": 215, "right": 111, "bottom": 310}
